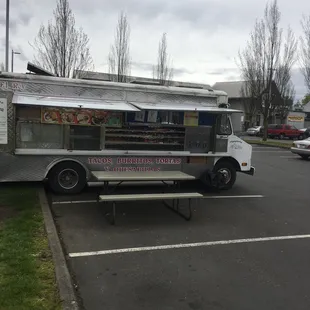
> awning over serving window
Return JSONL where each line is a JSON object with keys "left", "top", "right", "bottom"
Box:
{"left": 130, "top": 102, "right": 243, "bottom": 113}
{"left": 12, "top": 94, "right": 140, "bottom": 111}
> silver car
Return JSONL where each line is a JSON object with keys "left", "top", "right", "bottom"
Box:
{"left": 291, "top": 138, "right": 310, "bottom": 160}
{"left": 246, "top": 126, "right": 262, "bottom": 136}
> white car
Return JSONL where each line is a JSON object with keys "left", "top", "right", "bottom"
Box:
{"left": 246, "top": 126, "right": 262, "bottom": 136}
{"left": 291, "top": 138, "right": 310, "bottom": 159}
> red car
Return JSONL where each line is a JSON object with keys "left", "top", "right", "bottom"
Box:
{"left": 267, "top": 124, "right": 304, "bottom": 140}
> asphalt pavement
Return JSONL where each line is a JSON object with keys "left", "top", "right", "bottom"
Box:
{"left": 49, "top": 146, "right": 310, "bottom": 310}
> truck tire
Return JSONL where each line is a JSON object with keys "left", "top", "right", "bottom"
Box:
{"left": 213, "top": 161, "right": 237, "bottom": 190}
{"left": 48, "top": 162, "right": 87, "bottom": 194}
{"left": 279, "top": 134, "right": 285, "bottom": 140}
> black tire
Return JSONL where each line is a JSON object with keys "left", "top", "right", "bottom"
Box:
{"left": 279, "top": 134, "right": 285, "bottom": 140}
{"left": 213, "top": 161, "right": 237, "bottom": 190}
{"left": 48, "top": 161, "right": 87, "bottom": 194}
{"left": 299, "top": 155, "right": 310, "bottom": 160}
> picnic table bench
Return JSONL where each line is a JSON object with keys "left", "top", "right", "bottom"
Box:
{"left": 91, "top": 171, "right": 202, "bottom": 224}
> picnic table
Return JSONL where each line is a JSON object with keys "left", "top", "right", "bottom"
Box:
{"left": 91, "top": 171, "right": 202, "bottom": 224}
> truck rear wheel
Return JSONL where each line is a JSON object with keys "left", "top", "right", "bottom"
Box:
{"left": 213, "top": 161, "right": 237, "bottom": 190}
{"left": 48, "top": 162, "right": 87, "bottom": 194}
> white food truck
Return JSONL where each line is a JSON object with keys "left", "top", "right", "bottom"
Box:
{"left": 0, "top": 70, "right": 254, "bottom": 195}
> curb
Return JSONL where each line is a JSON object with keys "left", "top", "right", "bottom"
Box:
{"left": 39, "top": 188, "right": 80, "bottom": 310}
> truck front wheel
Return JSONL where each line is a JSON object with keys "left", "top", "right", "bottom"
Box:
{"left": 48, "top": 162, "right": 87, "bottom": 194}
{"left": 213, "top": 161, "right": 237, "bottom": 190}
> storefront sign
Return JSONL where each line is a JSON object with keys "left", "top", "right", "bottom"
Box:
{"left": 87, "top": 156, "right": 182, "bottom": 171}
{"left": 0, "top": 98, "right": 8, "bottom": 144}
{"left": 0, "top": 81, "right": 26, "bottom": 91}
{"left": 287, "top": 115, "right": 304, "bottom": 122}
{"left": 184, "top": 111, "right": 198, "bottom": 126}
{"left": 41, "top": 107, "right": 122, "bottom": 127}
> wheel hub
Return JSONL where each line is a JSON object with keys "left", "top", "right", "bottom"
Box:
{"left": 217, "top": 168, "right": 231, "bottom": 184}
{"left": 58, "top": 169, "right": 79, "bottom": 190}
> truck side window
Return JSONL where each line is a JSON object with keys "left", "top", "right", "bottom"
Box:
{"left": 217, "top": 114, "right": 232, "bottom": 135}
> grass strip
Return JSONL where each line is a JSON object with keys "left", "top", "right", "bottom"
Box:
{"left": 0, "top": 186, "right": 61, "bottom": 310}
{"left": 244, "top": 139, "right": 293, "bottom": 149}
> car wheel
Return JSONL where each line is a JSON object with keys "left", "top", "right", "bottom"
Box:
{"left": 299, "top": 135, "right": 304, "bottom": 140}
{"left": 213, "top": 161, "right": 237, "bottom": 190}
{"left": 279, "top": 134, "right": 285, "bottom": 140}
{"left": 299, "top": 155, "right": 310, "bottom": 160}
{"left": 48, "top": 162, "right": 87, "bottom": 194}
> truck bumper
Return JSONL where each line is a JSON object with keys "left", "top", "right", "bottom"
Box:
{"left": 241, "top": 166, "right": 255, "bottom": 176}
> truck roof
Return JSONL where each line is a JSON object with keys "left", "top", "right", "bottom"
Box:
{"left": 0, "top": 72, "right": 227, "bottom": 98}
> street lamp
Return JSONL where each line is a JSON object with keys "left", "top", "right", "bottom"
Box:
{"left": 5, "top": 0, "right": 10, "bottom": 72}
{"left": 11, "top": 50, "right": 21, "bottom": 72}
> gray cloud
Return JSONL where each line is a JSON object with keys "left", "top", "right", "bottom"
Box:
{"left": 18, "top": 13, "right": 32, "bottom": 26}
{"left": 0, "top": 12, "right": 32, "bottom": 35}
{"left": 207, "top": 68, "right": 239, "bottom": 76}
{"left": 131, "top": 61, "right": 194, "bottom": 76}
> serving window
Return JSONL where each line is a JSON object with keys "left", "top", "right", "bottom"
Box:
{"left": 16, "top": 106, "right": 64, "bottom": 149}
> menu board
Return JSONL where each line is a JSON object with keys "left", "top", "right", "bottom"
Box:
{"left": 0, "top": 98, "right": 7, "bottom": 144}
{"left": 41, "top": 107, "right": 122, "bottom": 127}
{"left": 184, "top": 111, "right": 198, "bottom": 126}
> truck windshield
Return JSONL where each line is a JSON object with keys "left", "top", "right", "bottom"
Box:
{"left": 217, "top": 114, "right": 232, "bottom": 135}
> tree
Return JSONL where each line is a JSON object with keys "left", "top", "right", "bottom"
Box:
{"left": 31, "top": 0, "right": 93, "bottom": 78}
{"left": 108, "top": 11, "right": 131, "bottom": 82}
{"left": 300, "top": 15, "right": 310, "bottom": 92}
{"left": 238, "top": 0, "right": 296, "bottom": 140}
{"left": 241, "top": 82, "right": 259, "bottom": 129}
{"left": 302, "top": 93, "right": 310, "bottom": 105}
{"left": 153, "top": 33, "right": 174, "bottom": 85}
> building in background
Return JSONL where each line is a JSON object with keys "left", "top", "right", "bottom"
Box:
{"left": 213, "top": 80, "right": 306, "bottom": 130}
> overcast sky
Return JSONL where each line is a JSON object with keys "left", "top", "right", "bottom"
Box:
{"left": 0, "top": 0, "right": 309, "bottom": 100}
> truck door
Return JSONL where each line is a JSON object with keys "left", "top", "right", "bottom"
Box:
{"left": 215, "top": 114, "right": 232, "bottom": 152}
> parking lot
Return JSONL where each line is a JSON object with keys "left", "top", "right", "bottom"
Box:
{"left": 49, "top": 146, "right": 310, "bottom": 310}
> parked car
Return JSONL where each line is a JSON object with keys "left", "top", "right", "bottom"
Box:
{"left": 267, "top": 124, "right": 304, "bottom": 140}
{"left": 291, "top": 138, "right": 310, "bottom": 159}
{"left": 246, "top": 126, "right": 262, "bottom": 136}
{"left": 300, "top": 127, "right": 310, "bottom": 139}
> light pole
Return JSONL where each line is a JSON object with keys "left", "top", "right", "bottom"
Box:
{"left": 5, "top": 0, "right": 10, "bottom": 72}
{"left": 11, "top": 50, "right": 21, "bottom": 72}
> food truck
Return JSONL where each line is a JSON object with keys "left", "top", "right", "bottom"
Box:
{"left": 0, "top": 70, "right": 255, "bottom": 194}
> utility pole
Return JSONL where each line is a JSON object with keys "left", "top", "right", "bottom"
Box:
{"left": 5, "top": 0, "right": 10, "bottom": 72}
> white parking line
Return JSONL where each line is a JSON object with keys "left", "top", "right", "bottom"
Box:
{"left": 52, "top": 200, "right": 97, "bottom": 205}
{"left": 52, "top": 195, "right": 264, "bottom": 205}
{"left": 69, "top": 234, "right": 310, "bottom": 258}
{"left": 253, "top": 150, "right": 290, "bottom": 152}
{"left": 280, "top": 156, "right": 299, "bottom": 158}
{"left": 202, "top": 195, "right": 263, "bottom": 199}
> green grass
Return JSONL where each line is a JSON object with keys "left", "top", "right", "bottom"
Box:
{"left": 0, "top": 186, "right": 61, "bottom": 310}
{"left": 244, "top": 139, "right": 293, "bottom": 149}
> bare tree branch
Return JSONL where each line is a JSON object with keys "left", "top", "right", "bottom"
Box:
{"left": 300, "top": 14, "right": 310, "bottom": 92}
{"left": 153, "top": 33, "right": 174, "bottom": 85}
{"left": 108, "top": 11, "right": 131, "bottom": 83}
{"left": 238, "top": 0, "right": 296, "bottom": 140}
{"left": 30, "top": 0, "right": 93, "bottom": 78}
